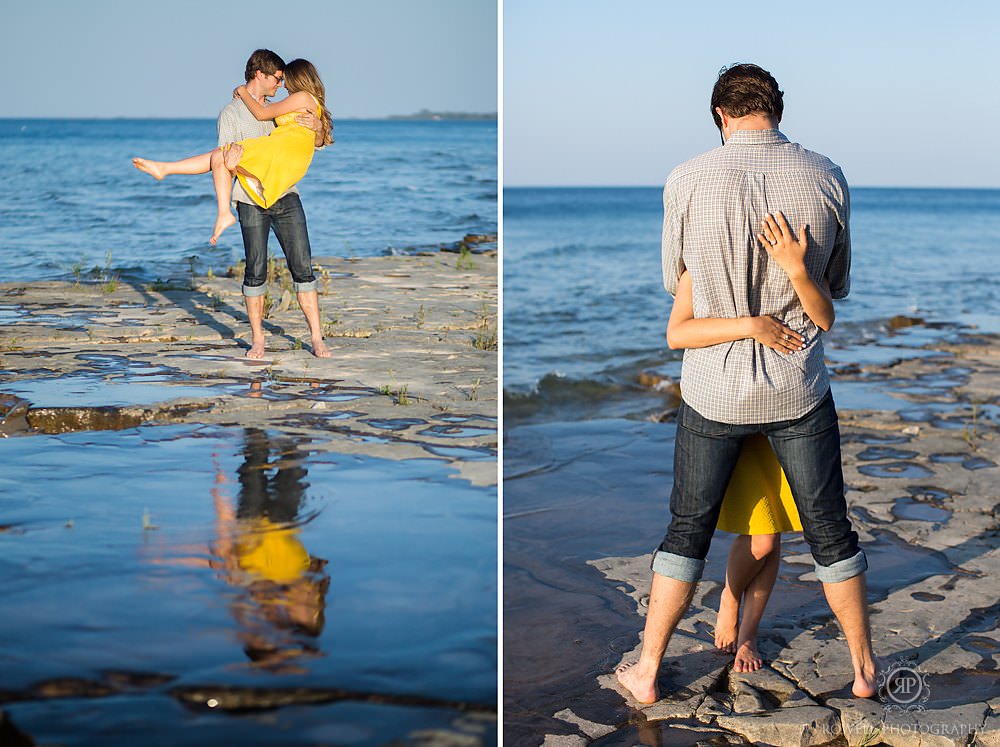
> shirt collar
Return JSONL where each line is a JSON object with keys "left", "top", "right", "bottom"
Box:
{"left": 724, "top": 129, "right": 788, "bottom": 146}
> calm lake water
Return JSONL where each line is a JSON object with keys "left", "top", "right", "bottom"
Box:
{"left": 1, "top": 118, "right": 497, "bottom": 284}
{"left": 504, "top": 186, "right": 1000, "bottom": 410}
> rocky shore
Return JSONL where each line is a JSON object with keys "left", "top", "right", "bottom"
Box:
{"left": 541, "top": 332, "right": 1000, "bottom": 746}
{"left": 0, "top": 249, "right": 497, "bottom": 484}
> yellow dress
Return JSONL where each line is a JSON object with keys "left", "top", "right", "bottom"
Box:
{"left": 716, "top": 434, "right": 802, "bottom": 534}
{"left": 234, "top": 98, "right": 321, "bottom": 210}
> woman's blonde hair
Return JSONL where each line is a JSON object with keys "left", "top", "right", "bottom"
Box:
{"left": 284, "top": 59, "right": 333, "bottom": 146}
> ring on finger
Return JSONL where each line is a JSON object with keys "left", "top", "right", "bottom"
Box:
{"left": 783, "top": 333, "right": 790, "bottom": 340}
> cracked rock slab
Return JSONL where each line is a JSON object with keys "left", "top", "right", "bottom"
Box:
{"left": 715, "top": 705, "right": 841, "bottom": 746}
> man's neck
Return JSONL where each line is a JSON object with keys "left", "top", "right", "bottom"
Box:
{"left": 721, "top": 113, "right": 779, "bottom": 142}
{"left": 244, "top": 81, "right": 268, "bottom": 103}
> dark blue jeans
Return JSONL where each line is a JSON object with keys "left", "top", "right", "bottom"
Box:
{"left": 652, "top": 390, "right": 866, "bottom": 584}
{"left": 237, "top": 193, "right": 317, "bottom": 296}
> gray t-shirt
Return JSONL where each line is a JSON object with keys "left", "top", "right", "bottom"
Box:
{"left": 661, "top": 129, "right": 851, "bottom": 425}
{"left": 217, "top": 98, "right": 299, "bottom": 206}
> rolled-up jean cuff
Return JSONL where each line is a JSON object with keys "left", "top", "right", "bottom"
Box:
{"left": 292, "top": 280, "right": 317, "bottom": 293}
{"left": 650, "top": 551, "right": 705, "bottom": 583}
{"left": 243, "top": 283, "right": 268, "bottom": 298}
{"left": 814, "top": 550, "right": 868, "bottom": 584}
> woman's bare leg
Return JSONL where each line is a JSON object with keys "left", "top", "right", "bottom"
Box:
{"left": 733, "top": 533, "right": 781, "bottom": 672}
{"left": 132, "top": 151, "right": 214, "bottom": 181}
{"left": 715, "top": 533, "right": 779, "bottom": 654}
{"left": 209, "top": 147, "right": 238, "bottom": 245}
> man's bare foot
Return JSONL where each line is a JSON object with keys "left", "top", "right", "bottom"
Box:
{"left": 714, "top": 590, "right": 739, "bottom": 653}
{"left": 853, "top": 667, "right": 877, "bottom": 698}
{"left": 311, "top": 337, "right": 331, "bottom": 358}
{"left": 615, "top": 660, "right": 659, "bottom": 704}
{"left": 733, "top": 640, "right": 763, "bottom": 673}
{"left": 223, "top": 143, "right": 243, "bottom": 171}
{"left": 246, "top": 339, "right": 266, "bottom": 360}
{"left": 132, "top": 158, "right": 165, "bottom": 181}
{"left": 210, "top": 213, "right": 238, "bottom": 245}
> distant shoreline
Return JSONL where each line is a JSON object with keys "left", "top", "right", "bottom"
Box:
{"left": 1, "top": 114, "right": 497, "bottom": 122}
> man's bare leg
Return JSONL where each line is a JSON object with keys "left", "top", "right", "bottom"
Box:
{"left": 732, "top": 535, "right": 781, "bottom": 673}
{"left": 822, "top": 573, "right": 877, "bottom": 697}
{"left": 616, "top": 573, "right": 697, "bottom": 704}
{"left": 296, "top": 290, "right": 331, "bottom": 358}
{"left": 244, "top": 294, "right": 266, "bottom": 359}
{"left": 716, "top": 533, "right": 779, "bottom": 654}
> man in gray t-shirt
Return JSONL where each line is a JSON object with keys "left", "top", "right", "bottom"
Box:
{"left": 218, "top": 48, "right": 330, "bottom": 359}
{"left": 616, "top": 64, "right": 877, "bottom": 706}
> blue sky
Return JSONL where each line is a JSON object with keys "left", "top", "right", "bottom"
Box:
{"left": 5, "top": 0, "right": 496, "bottom": 119}
{"left": 505, "top": 0, "right": 999, "bottom": 188}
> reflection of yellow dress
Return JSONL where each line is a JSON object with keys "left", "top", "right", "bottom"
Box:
{"left": 234, "top": 98, "right": 321, "bottom": 210}
{"left": 235, "top": 518, "right": 311, "bottom": 584}
{"left": 716, "top": 434, "right": 802, "bottom": 534}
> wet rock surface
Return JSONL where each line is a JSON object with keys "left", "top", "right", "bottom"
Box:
{"left": 0, "top": 254, "right": 497, "bottom": 745}
{"left": 0, "top": 253, "right": 497, "bottom": 485}
{"left": 538, "top": 335, "right": 1000, "bottom": 746}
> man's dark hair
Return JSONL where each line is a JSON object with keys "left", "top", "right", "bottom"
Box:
{"left": 244, "top": 49, "right": 286, "bottom": 83}
{"left": 710, "top": 63, "right": 783, "bottom": 130}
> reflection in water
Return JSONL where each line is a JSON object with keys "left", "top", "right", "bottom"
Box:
{"left": 214, "top": 428, "right": 329, "bottom": 672}
{"left": 152, "top": 428, "right": 329, "bottom": 673}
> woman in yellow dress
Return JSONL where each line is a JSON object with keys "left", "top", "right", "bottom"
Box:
{"left": 132, "top": 59, "right": 333, "bottom": 245}
{"left": 665, "top": 213, "right": 834, "bottom": 673}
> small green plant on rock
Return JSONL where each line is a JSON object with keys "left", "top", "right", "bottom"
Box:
{"left": 456, "top": 244, "right": 475, "bottom": 271}
{"left": 99, "top": 250, "right": 120, "bottom": 294}
{"left": 70, "top": 258, "right": 85, "bottom": 286}
{"left": 856, "top": 725, "right": 882, "bottom": 747}
{"left": 962, "top": 402, "right": 980, "bottom": 450}
{"left": 467, "top": 377, "right": 482, "bottom": 401}
{"left": 322, "top": 317, "right": 340, "bottom": 337}
{"left": 473, "top": 303, "right": 497, "bottom": 351}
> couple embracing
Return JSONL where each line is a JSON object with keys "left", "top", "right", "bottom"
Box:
{"left": 617, "top": 64, "right": 877, "bottom": 703}
{"left": 134, "top": 49, "right": 332, "bottom": 360}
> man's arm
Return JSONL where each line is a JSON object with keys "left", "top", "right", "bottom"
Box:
{"left": 826, "top": 173, "right": 852, "bottom": 299}
{"left": 661, "top": 184, "right": 684, "bottom": 295}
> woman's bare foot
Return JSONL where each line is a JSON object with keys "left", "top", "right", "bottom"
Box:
{"left": 311, "top": 336, "right": 331, "bottom": 358}
{"left": 132, "top": 158, "right": 165, "bottom": 181}
{"left": 733, "top": 640, "right": 763, "bottom": 673}
{"left": 715, "top": 589, "right": 739, "bottom": 653}
{"left": 210, "top": 212, "right": 238, "bottom": 245}
{"left": 246, "top": 338, "right": 266, "bottom": 360}
{"left": 615, "top": 660, "right": 659, "bottom": 704}
{"left": 223, "top": 143, "right": 243, "bottom": 171}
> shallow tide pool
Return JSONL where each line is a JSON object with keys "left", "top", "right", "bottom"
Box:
{"left": 0, "top": 424, "right": 497, "bottom": 745}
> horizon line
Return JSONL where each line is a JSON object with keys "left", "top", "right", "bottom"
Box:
{"left": 0, "top": 115, "right": 498, "bottom": 121}
{"left": 503, "top": 184, "right": 1000, "bottom": 191}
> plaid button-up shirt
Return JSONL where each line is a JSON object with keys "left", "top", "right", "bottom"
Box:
{"left": 661, "top": 129, "right": 851, "bottom": 425}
